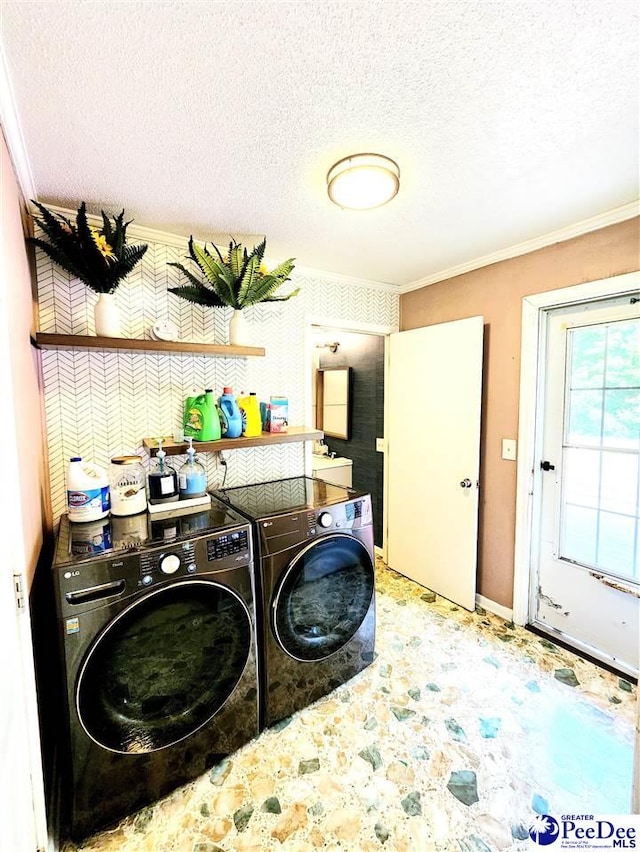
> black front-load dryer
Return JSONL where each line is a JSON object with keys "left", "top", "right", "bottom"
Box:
{"left": 52, "top": 504, "right": 259, "bottom": 840}
{"left": 213, "top": 476, "right": 375, "bottom": 727}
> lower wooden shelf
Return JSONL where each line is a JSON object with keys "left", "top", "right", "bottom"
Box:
{"left": 143, "top": 426, "right": 323, "bottom": 456}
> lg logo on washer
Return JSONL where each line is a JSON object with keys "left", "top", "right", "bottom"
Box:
{"left": 64, "top": 570, "right": 80, "bottom": 579}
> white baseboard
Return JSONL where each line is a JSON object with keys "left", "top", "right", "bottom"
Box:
{"left": 375, "top": 545, "right": 384, "bottom": 559}
{"left": 476, "top": 593, "right": 513, "bottom": 623}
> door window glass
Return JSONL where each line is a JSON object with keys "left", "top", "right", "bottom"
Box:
{"left": 77, "top": 582, "right": 251, "bottom": 753}
{"left": 273, "top": 535, "right": 374, "bottom": 661}
{"left": 560, "top": 318, "right": 640, "bottom": 580}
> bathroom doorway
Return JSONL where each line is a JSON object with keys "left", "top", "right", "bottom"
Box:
{"left": 307, "top": 323, "right": 390, "bottom": 549}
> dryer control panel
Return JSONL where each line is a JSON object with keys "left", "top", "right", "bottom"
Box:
{"left": 258, "top": 495, "right": 372, "bottom": 555}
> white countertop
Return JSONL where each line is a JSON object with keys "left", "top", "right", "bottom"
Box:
{"left": 311, "top": 455, "right": 352, "bottom": 469}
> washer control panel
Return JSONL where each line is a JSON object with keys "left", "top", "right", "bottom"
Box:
{"left": 207, "top": 529, "right": 249, "bottom": 561}
{"left": 135, "top": 526, "right": 251, "bottom": 588}
{"left": 55, "top": 517, "right": 253, "bottom": 616}
{"left": 140, "top": 540, "right": 195, "bottom": 585}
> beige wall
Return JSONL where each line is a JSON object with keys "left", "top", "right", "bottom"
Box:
{"left": 400, "top": 217, "right": 640, "bottom": 609}
{"left": 1, "top": 131, "right": 48, "bottom": 588}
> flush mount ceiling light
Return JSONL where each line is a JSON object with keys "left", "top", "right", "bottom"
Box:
{"left": 327, "top": 153, "right": 400, "bottom": 210}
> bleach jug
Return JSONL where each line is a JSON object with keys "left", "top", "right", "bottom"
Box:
{"left": 183, "top": 388, "right": 220, "bottom": 442}
{"left": 218, "top": 387, "right": 243, "bottom": 438}
{"left": 237, "top": 391, "right": 262, "bottom": 437}
{"left": 66, "top": 457, "right": 111, "bottom": 522}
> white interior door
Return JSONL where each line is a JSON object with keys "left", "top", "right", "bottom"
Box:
{"left": 534, "top": 297, "right": 640, "bottom": 677}
{"left": 386, "top": 316, "right": 484, "bottom": 610}
{"left": 0, "top": 562, "right": 41, "bottom": 852}
{"left": 0, "top": 269, "right": 47, "bottom": 850}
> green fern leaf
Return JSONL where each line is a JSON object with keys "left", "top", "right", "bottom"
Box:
{"left": 101, "top": 212, "right": 113, "bottom": 248}
{"left": 191, "top": 242, "right": 236, "bottom": 306}
{"left": 243, "top": 276, "right": 286, "bottom": 306}
{"left": 168, "top": 261, "right": 207, "bottom": 291}
{"left": 237, "top": 254, "right": 262, "bottom": 306}
{"left": 167, "top": 285, "right": 226, "bottom": 307}
{"left": 252, "top": 238, "right": 267, "bottom": 264}
{"left": 228, "top": 241, "right": 244, "bottom": 280}
{"left": 264, "top": 257, "right": 295, "bottom": 282}
{"left": 110, "top": 210, "right": 126, "bottom": 256}
{"left": 261, "top": 287, "right": 301, "bottom": 303}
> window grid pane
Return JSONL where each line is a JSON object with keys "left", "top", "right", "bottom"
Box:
{"left": 560, "top": 320, "right": 640, "bottom": 581}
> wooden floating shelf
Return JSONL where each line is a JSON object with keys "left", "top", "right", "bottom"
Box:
{"left": 33, "top": 333, "right": 265, "bottom": 358}
{"left": 143, "top": 427, "right": 324, "bottom": 456}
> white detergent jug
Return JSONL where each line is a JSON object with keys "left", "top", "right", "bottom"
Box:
{"left": 66, "top": 456, "right": 111, "bottom": 522}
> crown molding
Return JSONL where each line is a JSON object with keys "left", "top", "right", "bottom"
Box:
{"left": 293, "top": 263, "right": 398, "bottom": 293}
{"left": 400, "top": 200, "right": 640, "bottom": 295}
{"left": 30, "top": 203, "right": 230, "bottom": 251}
{"left": 0, "top": 41, "right": 36, "bottom": 202}
{"left": 32, "top": 203, "right": 398, "bottom": 294}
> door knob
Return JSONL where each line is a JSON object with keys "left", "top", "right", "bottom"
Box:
{"left": 460, "top": 478, "right": 472, "bottom": 488}
{"left": 540, "top": 460, "right": 555, "bottom": 471}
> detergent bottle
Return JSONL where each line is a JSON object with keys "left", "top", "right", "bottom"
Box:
{"left": 218, "top": 387, "right": 243, "bottom": 438}
{"left": 178, "top": 437, "right": 207, "bottom": 498}
{"left": 183, "top": 388, "right": 220, "bottom": 441}
{"left": 237, "top": 391, "right": 262, "bottom": 437}
{"left": 202, "top": 389, "right": 221, "bottom": 441}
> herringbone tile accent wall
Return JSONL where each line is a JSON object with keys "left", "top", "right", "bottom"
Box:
{"left": 35, "top": 231, "right": 399, "bottom": 521}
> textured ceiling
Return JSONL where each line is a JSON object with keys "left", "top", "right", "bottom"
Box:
{"left": 1, "top": 0, "right": 638, "bottom": 287}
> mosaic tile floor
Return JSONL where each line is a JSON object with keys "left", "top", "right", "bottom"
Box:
{"left": 62, "top": 561, "right": 637, "bottom": 852}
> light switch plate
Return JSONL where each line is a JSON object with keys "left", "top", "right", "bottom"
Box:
{"left": 376, "top": 438, "right": 385, "bottom": 453}
{"left": 502, "top": 438, "right": 517, "bottom": 461}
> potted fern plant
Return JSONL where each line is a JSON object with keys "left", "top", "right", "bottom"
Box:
{"left": 168, "top": 236, "right": 298, "bottom": 345}
{"left": 28, "top": 201, "right": 148, "bottom": 337}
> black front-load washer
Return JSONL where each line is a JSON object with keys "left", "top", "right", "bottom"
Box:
{"left": 213, "top": 476, "right": 375, "bottom": 727}
{"left": 52, "top": 503, "right": 259, "bottom": 840}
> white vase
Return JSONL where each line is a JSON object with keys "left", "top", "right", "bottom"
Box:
{"left": 94, "top": 293, "right": 122, "bottom": 338}
{"left": 228, "top": 309, "right": 251, "bottom": 346}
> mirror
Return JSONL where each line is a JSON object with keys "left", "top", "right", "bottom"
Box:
{"left": 315, "top": 367, "right": 351, "bottom": 439}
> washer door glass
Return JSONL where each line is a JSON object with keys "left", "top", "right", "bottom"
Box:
{"left": 273, "top": 534, "right": 374, "bottom": 661}
{"left": 77, "top": 581, "right": 252, "bottom": 753}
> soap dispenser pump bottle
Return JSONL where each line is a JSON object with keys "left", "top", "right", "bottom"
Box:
{"left": 148, "top": 438, "right": 179, "bottom": 504}
{"left": 178, "top": 437, "right": 207, "bottom": 498}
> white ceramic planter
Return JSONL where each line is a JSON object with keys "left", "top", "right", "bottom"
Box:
{"left": 228, "top": 309, "right": 251, "bottom": 346}
{"left": 94, "top": 293, "right": 122, "bottom": 338}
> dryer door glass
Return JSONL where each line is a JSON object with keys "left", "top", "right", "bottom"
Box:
{"left": 273, "top": 534, "right": 374, "bottom": 661}
{"left": 77, "top": 581, "right": 252, "bottom": 753}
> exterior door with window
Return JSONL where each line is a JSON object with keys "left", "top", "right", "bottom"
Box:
{"left": 535, "top": 298, "right": 639, "bottom": 677}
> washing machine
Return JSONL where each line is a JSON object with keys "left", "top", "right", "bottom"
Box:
{"left": 52, "top": 502, "right": 260, "bottom": 840}
{"left": 213, "top": 476, "right": 375, "bottom": 727}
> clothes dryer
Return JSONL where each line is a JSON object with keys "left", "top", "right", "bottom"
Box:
{"left": 52, "top": 503, "right": 259, "bottom": 839}
{"left": 213, "top": 476, "right": 375, "bottom": 727}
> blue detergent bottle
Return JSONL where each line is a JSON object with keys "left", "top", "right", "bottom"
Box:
{"left": 218, "top": 386, "right": 243, "bottom": 438}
